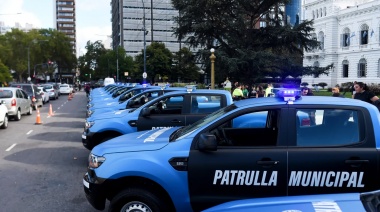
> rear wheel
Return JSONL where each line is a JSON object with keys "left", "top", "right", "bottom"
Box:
{"left": 109, "top": 188, "right": 168, "bottom": 212}
{"left": 1, "top": 115, "right": 8, "bottom": 129}
{"left": 14, "top": 110, "right": 21, "bottom": 121}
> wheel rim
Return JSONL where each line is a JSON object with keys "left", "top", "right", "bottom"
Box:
{"left": 120, "top": 201, "right": 152, "bottom": 212}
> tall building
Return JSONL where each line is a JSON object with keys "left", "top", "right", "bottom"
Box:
{"left": 111, "top": 0, "right": 183, "bottom": 58}
{"left": 302, "top": 0, "right": 380, "bottom": 87}
{"left": 54, "top": 0, "right": 76, "bottom": 56}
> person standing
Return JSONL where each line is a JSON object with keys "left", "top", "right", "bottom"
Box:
{"left": 223, "top": 77, "right": 232, "bottom": 92}
{"left": 265, "top": 84, "right": 273, "bottom": 97}
{"left": 351, "top": 81, "right": 357, "bottom": 99}
{"left": 332, "top": 87, "right": 343, "bottom": 97}
{"left": 353, "top": 82, "right": 380, "bottom": 110}
{"left": 256, "top": 86, "right": 265, "bottom": 98}
{"left": 232, "top": 84, "right": 244, "bottom": 100}
{"left": 242, "top": 84, "right": 249, "bottom": 98}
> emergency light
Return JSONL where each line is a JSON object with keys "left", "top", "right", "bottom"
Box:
{"left": 275, "top": 88, "right": 301, "bottom": 102}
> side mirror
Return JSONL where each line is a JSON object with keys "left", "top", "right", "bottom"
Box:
{"left": 127, "top": 101, "right": 134, "bottom": 107}
{"left": 141, "top": 107, "right": 151, "bottom": 117}
{"left": 197, "top": 133, "right": 217, "bottom": 151}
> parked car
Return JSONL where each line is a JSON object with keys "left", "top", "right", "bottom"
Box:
{"left": 37, "top": 86, "right": 49, "bottom": 104}
{"left": 0, "top": 100, "right": 8, "bottom": 129}
{"left": 0, "top": 87, "right": 33, "bottom": 121}
{"left": 41, "top": 84, "right": 59, "bottom": 100}
{"left": 59, "top": 84, "right": 71, "bottom": 94}
{"left": 10, "top": 83, "right": 42, "bottom": 110}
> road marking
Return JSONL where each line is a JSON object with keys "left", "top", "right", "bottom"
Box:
{"left": 26, "top": 130, "right": 33, "bottom": 135}
{"left": 6, "top": 143, "right": 17, "bottom": 151}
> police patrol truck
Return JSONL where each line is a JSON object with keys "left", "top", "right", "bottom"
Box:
{"left": 83, "top": 89, "right": 380, "bottom": 211}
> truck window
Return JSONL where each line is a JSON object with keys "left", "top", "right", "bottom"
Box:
{"left": 191, "top": 95, "right": 222, "bottom": 114}
{"left": 296, "top": 109, "right": 363, "bottom": 146}
{"left": 210, "top": 110, "right": 280, "bottom": 146}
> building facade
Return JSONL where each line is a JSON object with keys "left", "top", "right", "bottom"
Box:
{"left": 302, "top": 0, "right": 380, "bottom": 87}
{"left": 111, "top": 0, "right": 184, "bottom": 58}
{"left": 54, "top": 0, "right": 76, "bottom": 56}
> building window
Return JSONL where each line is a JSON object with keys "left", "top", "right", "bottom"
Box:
{"left": 342, "top": 60, "right": 349, "bottom": 78}
{"left": 357, "top": 59, "right": 367, "bottom": 78}
{"left": 312, "top": 11, "right": 315, "bottom": 19}
{"left": 360, "top": 24, "right": 369, "bottom": 45}
{"left": 324, "top": 7, "right": 326, "bottom": 16}
{"left": 341, "top": 28, "right": 350, "bottom": 47}
{"left": 318, "top": 32, "right": 324, "bottom": 50}
{"left": 378, "top": 59, "right": 380, "bottom": 77}
{"left": 313, "top": 61, "right": 319, "bottom": 78}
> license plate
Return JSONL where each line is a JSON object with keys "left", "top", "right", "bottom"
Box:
{"left": 83, "top": 178, "right": 89, "bottom": 188}
{"left": 82, "top": 134, "right": 86, "bottom": 139}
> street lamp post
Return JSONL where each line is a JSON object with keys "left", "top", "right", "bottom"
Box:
{"left": 142, "top": 0, "right": 147, "bottom": 83}
{"left": 210, "top": 48, "right": 216, "bottom": 89}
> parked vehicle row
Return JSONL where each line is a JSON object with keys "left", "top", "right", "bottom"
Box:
{"left": 82, "top": 87, "right": 380, "bottom": 212}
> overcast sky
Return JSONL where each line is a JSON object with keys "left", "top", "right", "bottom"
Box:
{"left": 0, "top": 0, "right": 112, "bottom": 56}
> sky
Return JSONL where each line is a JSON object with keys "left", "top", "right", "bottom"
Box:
{"left": 0, "top": 0, "right": 112, "bottom": 57}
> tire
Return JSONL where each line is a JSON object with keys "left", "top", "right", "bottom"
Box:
{"left": 27, "top": 106, "right": 33, "bottom": 115}
{"left": 1, "top": 115, "right": 8, "bottom": 129}
{"left": 109, "top": 188, "right": 168, "bottom": 212}
{"left": 14, "top": 110, "right": 21, "bottom": 121}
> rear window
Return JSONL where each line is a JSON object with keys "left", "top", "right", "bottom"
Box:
{"left": 44, "top": 85, "right": 53, "bottom": 89}
{"left": 0, "top": 90, "right": 13, "bottom": 98}
{"left": 60, "top": 85, "right": 69, "bottom": 88}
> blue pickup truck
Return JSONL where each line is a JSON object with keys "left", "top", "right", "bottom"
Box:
{"left": 83, "top": 89, "right": 380, "bottom": 211}
{"left": 82, "top": 89, "right": 233, "bottom": 150}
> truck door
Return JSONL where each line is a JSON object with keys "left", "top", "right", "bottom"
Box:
{"left": 188, "top": 107, "right": 288, "bottom": 211}
{"left": 186, "top": 94, "right": 224, "bottom": 125}
{"left": 287, "top": 107, "right": 378, "bottom": 195}
{"left": 137, "top": 95, "right": 186, "bottom": 131}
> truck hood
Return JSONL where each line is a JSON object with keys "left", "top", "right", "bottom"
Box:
{"left": 88, "top": 108, "right": 133, "bottom": 121}
{"left": 92, "top": 127, "right": 180, "bottom": 155}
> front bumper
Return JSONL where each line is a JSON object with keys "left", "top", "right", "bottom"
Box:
{"left": 83, "top": 172, "right": 106, "bottom": 210}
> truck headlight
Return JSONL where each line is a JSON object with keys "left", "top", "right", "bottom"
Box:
{"left": 88, "top": 153, "right": 106, "bottom": 168}
{"left": 87, "top": 110, "right": 94, "bottom": 116}
{"left": 85, "top": 121, "right": 95, "bottom": 130}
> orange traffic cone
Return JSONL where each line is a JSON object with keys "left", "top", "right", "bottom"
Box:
{"left": 35, "top": 108, "right": 43, "bottom": 125}
{"left": 48, "top": 104, "right": 54, "bottom": 116}
{"left": 68, "top": 93, "right": 72, "bottom": 101}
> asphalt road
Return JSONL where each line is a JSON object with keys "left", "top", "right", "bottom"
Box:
{"left": 0, "top": 90, "right": 102, "bottom": 212}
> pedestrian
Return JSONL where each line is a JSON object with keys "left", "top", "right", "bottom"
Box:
{"left": 84, "top": 83, "right": 91, "bottom": 97}
{"left": 301, "top": 87, "right": 309, "bottom": 96}
{"left": 332, "top": 87, "right": 343, "bottom": 97}
{"left": 353, "top": 82, "right": 380, "bottom": 110}
{"left": 249, "top": 85, "right": 257, "bottom": 98}
{"left": 242, "top": 84, "right": 249, "bottom": 98}
{"left": 265, "top": 83, "right": 273, "bottom": 97}
{"left": 232, "top": 83, "right": 244, "bottom": 100}
{"left": 222, "top": 77, "right": 232, "bottom": 92}
{"left": 256, "top": 86, "right": 265, "bottom": 98}
{"left": 350, "top": 81, "right": 357, "bottom": 99}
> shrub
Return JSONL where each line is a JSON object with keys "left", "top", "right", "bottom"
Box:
{"left": 318, "top": 82, "right": 327, "bottom": 89}
{"left": 301, "top": 82, "right": 309, "bottom": 87}
{"left": 368, "top": 83, "right": 380, "bottom": 95}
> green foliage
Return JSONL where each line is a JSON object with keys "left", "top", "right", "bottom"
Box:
{"left": 171, "top": 47, "right": 200, "bottom": 82}
{"left": 0, "top": 60, "right": 12, "bottom": 83}
{"left": 135, "top": 42, "right": 173, "bottom": 83}
{"left": 172, "top": 0, "right": 325, "bottom": 84}
{"left": 318, "top": 82, "right": 327, "bottom": 89}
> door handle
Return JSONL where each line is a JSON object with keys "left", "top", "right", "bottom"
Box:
{"left": 257, "top": 161, "right": 279, "bottom": 166}
{"left": 171, "top": 119, "right": 182, "bottom": 123}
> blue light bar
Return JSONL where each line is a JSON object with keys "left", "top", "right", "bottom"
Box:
{"left": 274, "top": 88, "right": 301, "bottom": 102}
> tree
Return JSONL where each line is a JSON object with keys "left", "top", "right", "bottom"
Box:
{"left": 318, "top": 82, "right": 327, "bottom": 89}
{"left": 171, "top": 0, "right": 328, "bottom": 84}
{"left": 135, "top": 42, "right": 173, "bottom": 83}
{"left": 0, "top": 60, "right": 12, "bottom": 85}
{"left": 171, "top": 47, "right": 200, "bottom": 82}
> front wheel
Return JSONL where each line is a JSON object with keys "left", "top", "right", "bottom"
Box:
{"left": 109, "top": 188, "right": 168, "bottom": 212}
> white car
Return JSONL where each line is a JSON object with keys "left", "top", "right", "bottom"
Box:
{"left": 0, "top": 100, "right": 8, "bottom": 129}
{"left": 59, "top": 84, "right": 71, "bottom": 94}
{"left": 37, "top": 86, "right": 50, "bottom": 104}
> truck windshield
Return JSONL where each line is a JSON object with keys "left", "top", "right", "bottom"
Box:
{"left": 169, "top": 104, "right": 237, "bottom": 141}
